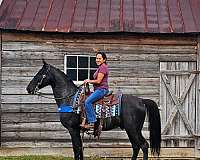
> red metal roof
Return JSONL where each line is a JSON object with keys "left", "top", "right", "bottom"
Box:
{"left": 0, "top": 0, "right": 200, "bottom": 33}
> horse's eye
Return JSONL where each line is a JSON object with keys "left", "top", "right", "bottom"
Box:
{"left": 42, "top": 75, "right": 46, "bottom": 78}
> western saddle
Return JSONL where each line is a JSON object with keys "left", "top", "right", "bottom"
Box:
{"left": 74, "top": 85, "right": 121, "bottom": 138}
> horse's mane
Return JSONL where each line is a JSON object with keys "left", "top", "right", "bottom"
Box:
{"left": 49, "top": 64, "right": 77, "bottom": 88}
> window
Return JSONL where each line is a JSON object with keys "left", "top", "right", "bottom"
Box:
{"left": 64, "top": 55, "right": 97, "bottom": 83}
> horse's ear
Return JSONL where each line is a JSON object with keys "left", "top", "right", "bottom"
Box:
{"left": 42, "top": 59, "right": 48, "bottom": 66}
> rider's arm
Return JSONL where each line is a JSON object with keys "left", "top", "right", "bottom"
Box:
{"left": 84, "top": 73, "right": 104, "bottom": 84}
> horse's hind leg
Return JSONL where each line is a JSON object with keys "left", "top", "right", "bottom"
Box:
{"left": 132, "top": 147, "right": 140, "bottom": 160}
{"left": 127, "top": 132, "right": 140, "bottom": 160}
{"left": 128, "top": 132, "right": 149, "bottom": 160}
{"left": 136, "top": 133, "right": 149, "bottom": 160}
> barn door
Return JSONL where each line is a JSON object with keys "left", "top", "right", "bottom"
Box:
{"left": 160, "top": 62, "right": 197, "bottom": 147}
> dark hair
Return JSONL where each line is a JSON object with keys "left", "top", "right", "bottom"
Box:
{"left": 96, "top": 51, "right": 107, "bottom": 64}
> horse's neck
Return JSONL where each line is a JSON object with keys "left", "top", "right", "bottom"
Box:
{"left": 50, "top": 68, "right": 77, "bottom": 106}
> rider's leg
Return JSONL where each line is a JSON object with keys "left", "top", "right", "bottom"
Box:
{"left": 84, "top": 88, "right": 108, "bottom": 123}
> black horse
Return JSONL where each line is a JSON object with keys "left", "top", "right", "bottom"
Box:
{"left": 26, "top": 60, "right": 161, "bottom": 160}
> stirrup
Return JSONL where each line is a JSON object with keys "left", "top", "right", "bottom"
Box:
{"left": 80, "top": 117, "right": 86, "bottom": 126}
{"left": 80, "top": 123, "right": 94, "bottom": 130}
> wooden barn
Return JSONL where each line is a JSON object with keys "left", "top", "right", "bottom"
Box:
{"left": 0, "top": 0, "right": 200, "bottom": 159}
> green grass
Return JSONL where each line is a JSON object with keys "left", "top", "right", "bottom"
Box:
{"left": 0, "top": 156, "right": 105, "bottom": 160}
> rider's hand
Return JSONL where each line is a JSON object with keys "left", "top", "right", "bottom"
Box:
{"left": 84, "top": 79, "right": 90, "bottom": 84}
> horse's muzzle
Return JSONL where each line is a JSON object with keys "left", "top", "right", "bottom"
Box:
{"left": 26, "top": 86, "right": 35, "bottom": 95}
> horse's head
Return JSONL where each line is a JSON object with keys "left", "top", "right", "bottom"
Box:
{"left": 26, "top": 60, "right": 51, "bottom": 94}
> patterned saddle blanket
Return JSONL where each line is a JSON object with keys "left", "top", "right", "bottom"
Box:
{"left": 93, "top": 92, "right": 122, "bottom": 118}
{"left": 58, "top": 86, "right": 122, "bottom": 118}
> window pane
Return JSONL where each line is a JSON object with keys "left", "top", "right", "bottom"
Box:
{"left": 90, "top": 57, "right": 97, "bottom": 68}
{"left": 90, "top": 69, "right": 96, "bottom": 80}
{"left": 67, "top": 69, "right": 77, "bottom": 81}
{"left": 67, "top": 56, "right": 77, "bottom": 68}
{"left": 78, "top": 57, "right": 88, "bottom": 68}
{"left": 78, "top": 69, "right": 88, "bottom": 81}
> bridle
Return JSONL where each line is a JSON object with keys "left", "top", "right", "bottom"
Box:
{"left": 34, "top": 64, "right": 51, "bottom": 95}
{"left": 33, "top": 64, "right": 79, "bottom": 100}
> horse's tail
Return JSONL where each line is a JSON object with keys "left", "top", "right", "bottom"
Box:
{"left": 142, "top": 99, "right": 161, "bottom": 156}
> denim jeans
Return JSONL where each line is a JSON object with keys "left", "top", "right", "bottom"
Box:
{"left": 84, "top": 88, "right": 109, "bottom": 123}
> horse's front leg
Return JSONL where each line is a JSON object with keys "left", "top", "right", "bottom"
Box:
{"left": 68, "top": 127, "right": 83, "bottom": 160}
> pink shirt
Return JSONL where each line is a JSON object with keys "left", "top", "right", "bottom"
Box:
{"left": 93, "top": 64, "right": 109, "bottom": 90}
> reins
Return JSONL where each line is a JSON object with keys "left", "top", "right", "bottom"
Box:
{"left": 35, "top": 83, "right": 85, "bottom": 100}
{"left": 35, "top": 91, "right": 76, "bottom": 100}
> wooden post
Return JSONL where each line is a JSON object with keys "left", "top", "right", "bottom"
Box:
{"left": 196, "top": 35, "right": 200, "bottom": 158}
{"left": 0, "top": 29, "right": 2, "bottom": 146}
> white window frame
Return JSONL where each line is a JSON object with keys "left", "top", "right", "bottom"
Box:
{"left": 64, "top": 55, "right": 96, "bottom": 85}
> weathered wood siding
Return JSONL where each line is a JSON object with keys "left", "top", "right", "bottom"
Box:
{"left": 1, "top": 31, "right": 199, "bottom": 157}
{"left": 160, "top": 62, "right": 197, "bottom": 148}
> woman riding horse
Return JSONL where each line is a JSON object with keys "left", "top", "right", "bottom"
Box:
{"left": 26, "top": 59, "right": 161, "bottom": 160}
{"left": 81, "top": 51, "right": 109, "bottom": 129}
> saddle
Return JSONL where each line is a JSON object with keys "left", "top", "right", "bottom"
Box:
{"left": 93, "top": 90, "right": 118, "bottom": 106}
{"left": 76, "top": 89, "right": 122, "bottom": 138}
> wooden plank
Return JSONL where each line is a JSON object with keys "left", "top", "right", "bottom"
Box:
{"left": 161, "top": 74, "right": 179, "bottom": 105}
{"left": 158, "top": 54, "right": 197, "bottom": 62}
{"left": 1, "top": 121, "right": 147, "bottom": 132}
{"left": 1, "top": 104, "right": 57, "bottom": 113}
{"left": 2, "top": 31, "right": 197, "bottom": 45}
{"left": 2, "top": 50, "right": 197, "bottom": 63}
{"left": 0, "top": 29, "right": 2, "bottom": 146}
{"left": 110, "top": 61, "right": 159, "bottom": 70}
{"left": 2, "top": 122, "right": 67, "bottom": 132}
{"left": 1, "top": 95, "right": 56, "bottom": 104}
{"left": 160, "top": 62, "right": 167, "bottom": 132}
{"left": 2, "top": 42, "right": 60, "bottom": 52}
{"left": 180, "top": 72, "right": 196, "bottom": 130}
{"left": 2, "top": 58, "right": 64, "bottom": 67}
{"left": 110, "top": 69, "right": 160, "bottom": 78}
{"left": 1, "top": 141, "right": 132, "bottom": 148}
{"left": 196, "top": 36, "right": 200, "bottom": 156}
{"left": 177, "top": 74, "right": 195, "bottom": 136}
{"left": 109, "top": 77, "right": 160, "bottom": 86}
{"left": 169, "top": 62, "right": 178, "bottom": 145}
{"left": 160, "top": 70, "right": 194, "bottom": 75}
{"left": 1, "top": 66, "right": 51, "bottom": 77}
{"left": 168, "top": 63, "right": 176, "bottom": 147}
{"left": 2, "top": 41, "right": 196, "bottom": 54}
{"left": 188, "top": 62, "right": 197, "bottom": 131}
{"left": 179, "top": 62, "right": 188, "bottom": 147}
{"left": 1, "top": 112, "right": 60, "bottom": 123}
{"left": 1, "top": 130, "right": 133, "bottom": 141}
{"left": 2, "top": 82, "right": 53, "bottom": 95}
